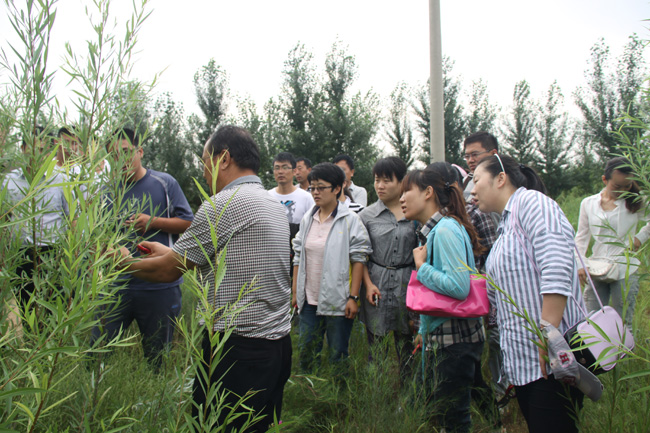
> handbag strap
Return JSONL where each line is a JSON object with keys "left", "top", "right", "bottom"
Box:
{"left": 509, "top": 202, "right": 597, "bottom": 318}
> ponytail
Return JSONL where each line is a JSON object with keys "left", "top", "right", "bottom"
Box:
{"left": 404, "top": 163, "right": 485, "bottom": 257}
{"left": 477, "top": 154, "right": 547, "bottom": 195}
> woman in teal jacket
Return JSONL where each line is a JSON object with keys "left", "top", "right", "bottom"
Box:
{"left": 400, "top": 162, "right": 484, "bottom": 433}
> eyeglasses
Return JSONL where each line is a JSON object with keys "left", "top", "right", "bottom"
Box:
{"left": 308, "top": 185, "right": 334, "bottom": 193}
{"left": 463, "top": 150, "right": 489, "bottom": 160}
{"left": 273, "top": 165, "right": 293, "bottom": 171}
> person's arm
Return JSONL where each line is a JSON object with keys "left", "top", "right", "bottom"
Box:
{"left": 291, "top": 265, "right": 299, "bottom": 308}
{"left": 633, "top": 207, "right": 650, "bottom": 250}
{"left": 574, "top": 198, "right": 591, "bottom": 263}
{"left": 124, "top": 240, "right": 197, "bottom": 283}
{"left": 363, "top": 264, "right": 381, "bottom": 305}
{"left": 574, "top": 198, "right": 591, "bottom": 285}
{"left": 539, "top": 293, "right": 568, "bottom": 378}
{"left": 128, "top": 213, "right": 191, "bottom": 234}
{"left": 345, "top": 261, "right": 364, "bottom": 319}
{"left": 415, "top": 225, "right": 471, "bottom": 300}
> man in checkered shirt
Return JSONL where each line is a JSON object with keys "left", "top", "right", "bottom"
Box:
{"left": 124, "top": 125, "right": 292, "bottom": 433}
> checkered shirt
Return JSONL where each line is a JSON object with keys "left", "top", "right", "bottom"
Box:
{"left": 173, "top": 176, "right": 291, "bottom": 340}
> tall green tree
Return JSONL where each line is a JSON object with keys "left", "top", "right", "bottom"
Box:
{"left": 143, "top": 93, "right": 204, "bottom": 209}
{"left": 320, "top": 41, "right": 379, "bottom": 197}
{"left": 536, "top": 81, "right": 575, "bottom": 197}
{"left": 466, "top": 79, "right": 497, "bottom": 135}
{"left": 413, "top": 57, "right": 467, "bottom": 165}
{"left": 502, "top": 80, "right": 538, "bottom": 166}
{"left": 188, "top": 59, "right": 229, "bottom": 148}
{"left": 275, "top": 41, "right": 380, "bottom": 198}
{"left": 574, "top": 35, "right": 646, "bottom": 158}
{"left": 386, "top": 83, "right": 416, "bottom": 168}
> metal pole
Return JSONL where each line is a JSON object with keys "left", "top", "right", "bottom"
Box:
{"left": 429, "top": 0, "right": 445, "bottom": 163}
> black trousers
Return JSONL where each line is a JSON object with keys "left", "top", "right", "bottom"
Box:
{"left": 192, "top": 331, "right": 292, "bottom": 433}
{"left": 516, "top": 375, "right": 584, "bottom": 433}
{"left": 92, "top": 286, "right": 181, "bottom": 367}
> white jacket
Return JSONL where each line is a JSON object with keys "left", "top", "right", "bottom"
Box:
{"left": 293, "top": 202, "right": 371, "bottom": 315}
{"left": 575, "top": 191, "right": 650, "bottom": 277}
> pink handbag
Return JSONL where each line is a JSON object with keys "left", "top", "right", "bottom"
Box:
{"left": 406, "top": 270, "right": 489, "bottom": 318}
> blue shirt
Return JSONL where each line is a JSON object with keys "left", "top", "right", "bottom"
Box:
{"left": 417, "top": 213, "right": 477, "bottom": 334}
{"left": 109, "top": 169, "right": 194, "bottom": 290}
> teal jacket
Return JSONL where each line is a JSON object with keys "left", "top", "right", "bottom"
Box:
{"left": 417, "top": 216, "right": 478, "bottom": 334}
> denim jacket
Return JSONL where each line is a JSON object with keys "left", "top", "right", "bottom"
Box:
{"left": 293, "top": 202, "right": 372, "bottom": 316}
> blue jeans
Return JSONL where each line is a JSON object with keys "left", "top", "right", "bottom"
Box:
{"left": 298, "top": 302, "right": 353, "bottom": 374}
{"left": 422, "top": 341, "right": 484, "bottom": 433}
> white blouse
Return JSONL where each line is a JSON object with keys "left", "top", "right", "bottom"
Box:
{"left": 574, "top": 191, "right": 650, "bottom": 277}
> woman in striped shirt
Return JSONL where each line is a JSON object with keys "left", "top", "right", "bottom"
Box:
{"left": 471, "top": 154, "right": 586, "bottom": 433}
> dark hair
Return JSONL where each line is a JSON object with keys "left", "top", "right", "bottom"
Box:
{"left": 463, "top": 131, "right": 499, "bottom": 152}
{"left": 476, "top": 154, "right": 547, "bottom": 195}
{"left": 21, "top": 125, "right": 52, "bottom": 149}
{"left": 373, "top": 156, "right": 407, "bottom": 182}
{"left": 273, "top": 152, "right": 296, "bottom": 168}
{"left": 604, "top": 157, "right": 642, "bottom": 213}
{"left": 333, "top": 154, "right": 355, "bottom": 170}
{"left": 308, "top": 162, "right": 345, "bottom": 199}
{"left": 110, "top": 127, "right": 140, "bottom": 148}
{"left": 296, "top": 157, "right": 312, "bottom": 169}
{"left": 58, "top": 126, "right": 77, "bottom": 139}
{"left": 402, "top": 163, "right": 484, "bottom": 256}
{"left": 206, "top": 125, "right": 261, "bottom": 174}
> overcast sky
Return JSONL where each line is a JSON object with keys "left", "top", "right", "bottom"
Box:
{"left": 1, "top": 0, "right": 649, "bottom": 121}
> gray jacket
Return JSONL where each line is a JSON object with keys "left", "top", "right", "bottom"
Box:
{"left": 293, "top": 202, "right": 372, "bottom": 316}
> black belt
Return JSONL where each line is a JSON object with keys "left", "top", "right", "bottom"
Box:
{"left": 368, "top": 258, "right": 414, "bottom": 270}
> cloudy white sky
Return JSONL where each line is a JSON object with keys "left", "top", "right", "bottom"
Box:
{"left": 1, "top": 0, "right": 649, "bottom": 120}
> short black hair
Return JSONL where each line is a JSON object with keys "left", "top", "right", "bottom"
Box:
{"left": 206, "top": 125, "right": 261, "bottom": 174}
{"left": 463, "top": 131, "right": 499, "bottom": 152}
{"left": 372, "top": 156, "right": 407, "bottom": 182}
{"left": 110, "top": 127, "right": 140, "bottom": 149}
{"left": 273, "top": 152, "right": 296, "bottom": 169}
{"left": 333, "top": 154, "right": 355, "bottom": 170}
{"left": 296, "top": 157, "right": 312, "bottom": 169}
{"left": 21, "top": 125, "right": 54, "bottom": 149}
{"left": 308, "top": 162, "right": 345, "bottom": 199}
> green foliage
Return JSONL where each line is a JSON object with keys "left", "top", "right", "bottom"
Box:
{"left": 574, "top": 35, "right": 647, "bottom": 158}
{"left": 536, "top": 81, "right": 575, "bottom": 198}
{"left": 142, "top": 93, "right": 205, "bottom": 210}
{"left": 414, "top": 57, "right": 469, "bottom": 166}
{"left": 502, "top": 80, "right": 538, "bottom": 167}
{"left": 269, "top": 41, "right": 380, "bottom": 198}
{"left": 385, "top": 83, "right": 416, "bottom": 169}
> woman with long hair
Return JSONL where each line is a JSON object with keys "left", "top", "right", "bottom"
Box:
{"left": 575, "top": 156, "right": 649, "bottom": 328}
{"left": 471, "top": 154, "right": 585, "bottom": 433}
{"left": 400, "top": 162, "right": 484, "bottom": 433}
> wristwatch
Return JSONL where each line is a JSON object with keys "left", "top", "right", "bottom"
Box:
{"left": 348, "top": 295, "right": 360, "bottom": 302}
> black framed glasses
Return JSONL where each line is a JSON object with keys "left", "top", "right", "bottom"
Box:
{"left": 308, "top": 185, "right": 334, "bottom": 193}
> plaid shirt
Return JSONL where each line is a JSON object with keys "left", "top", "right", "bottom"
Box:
{"left": 466, "top": 203, "right": 498, "bottom": 272}
{"left": 418, "top": 212, "right": 485, "bottom": 349}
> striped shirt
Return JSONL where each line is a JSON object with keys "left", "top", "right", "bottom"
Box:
{"left": 486, "top": 187, "right": 585, "bottom": 386}
{"left": 172, "top": 175, "right": 291, "bottom": 340}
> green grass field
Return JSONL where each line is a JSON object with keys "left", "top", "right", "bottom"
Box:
{"left": 4, "top": 193, "right": 649, "bottom": 432}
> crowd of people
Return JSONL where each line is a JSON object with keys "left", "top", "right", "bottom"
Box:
{"left": 5, "top": 124, "right": 648, "bottom": 433}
